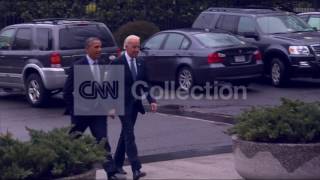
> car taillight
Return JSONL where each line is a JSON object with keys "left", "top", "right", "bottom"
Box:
{"left": 50, "top": 52, "right": 61, "bottom": 68}
{"left": 254, "top": 50, "right": 262, "bottom": 62}
{"left": 208, "top": 52, "right": 225, "bottom": 64}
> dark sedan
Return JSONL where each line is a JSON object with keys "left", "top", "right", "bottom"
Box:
{"left": 140, "top": 29, "right": 264, "bottom": 90}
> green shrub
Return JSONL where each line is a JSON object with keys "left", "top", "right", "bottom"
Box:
{"left": 114, "top": 20, "right": 160, "bottom": 48}
{"left": 229, "top": 98, "right": 320, "bottom": 143}
{"left": 0, "top": 127, "right": 106, "bottom": 179}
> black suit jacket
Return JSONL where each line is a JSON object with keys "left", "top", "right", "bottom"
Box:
{"left": 63, "top": 56, "right": 107, "bottom": 116}
{"left": 112, "top": 54, "right": 155, "bottom": 114}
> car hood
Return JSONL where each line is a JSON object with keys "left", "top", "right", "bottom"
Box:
{"left": 270, "top": 31, "right": 320, "bottom": 45}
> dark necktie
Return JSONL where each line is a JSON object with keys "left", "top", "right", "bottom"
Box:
{"left": 130, "top": 58, "right": 137, "bottom": 80}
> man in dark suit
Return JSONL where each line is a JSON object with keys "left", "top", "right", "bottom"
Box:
{"left": 63, "top": 37, "right": 119, "bottom": 180}
{"left": 112, "top": 35, "right": 157, "bottom": 180}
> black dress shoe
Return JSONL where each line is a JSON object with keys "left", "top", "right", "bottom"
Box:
{"left": 117, "top": 167, "right": 127, "bottom": 174}
{"left": 133, "top": 170, "right": 146, "bottom": 180}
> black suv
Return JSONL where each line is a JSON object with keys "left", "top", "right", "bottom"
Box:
{"left": 193, "top": 8, "right": 320, "bottom": 87}
{"left": 0, "top": 19, "right": 118, "bottom": 107}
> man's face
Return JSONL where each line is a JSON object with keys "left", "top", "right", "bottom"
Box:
{"left": 126, "top": 38, "right": 140, "bottom": 58}
{"left": 86, "top": 40, "right": 102, "bottom": 60}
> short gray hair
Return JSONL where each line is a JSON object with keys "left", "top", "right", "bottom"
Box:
{"left": 85, "top": 37, "right": 101, "bottom": 49}
{"left": 123, "top": 35, "right": 140, "bottom": 49}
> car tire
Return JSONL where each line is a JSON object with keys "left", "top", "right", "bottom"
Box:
{"left": 25, "top": 74, "right": 50, "bottom": 107}
{"left": 176, "top": 67, "right": 194, "bottom": 91}
{"left": 270, "top": 58, "right": 289, "bottom": 87}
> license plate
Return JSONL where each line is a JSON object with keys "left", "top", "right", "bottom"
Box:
{"left": 234, "top": 56, "right": 246, "bottom": 63}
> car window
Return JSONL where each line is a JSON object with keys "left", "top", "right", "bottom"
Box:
{"left": 163, "top": 33, "right": 184, "bottom": 50}
{"left": 257, "top": 15, "right": 313, "bottom": 34}
{"left": 180, "top": 38, "right": 191, "bottom": 50}
{"left": 192, "top": 13, "right": 215, "bottom": 29}
{"left": 298, "top": 15, "right": 309, "bottom": 22}
{"left": 59, "top": 24, "right": 115, "bottom": 50}
{"left": 237, "top": 16, "right": 256, "bottom": 34}
{"left": 308, "top": 16, "right": 320, "bottom": 30}
{"left": 144, "top": 33, "right": 167, "bottom": 50}
{"left": 12, "top": 28, "right": 32, "bottom": 50}
{"left": 193, "top": 33, "right": 243, "bottom": 48}
{"left": 216, "top": 15, "right": 238, "bottom": 33}
{"left": 0, "top": 28, "right": 15, "bottom": 50}
{"left": 36, "top": 28, "right": 53, "bottom": 51}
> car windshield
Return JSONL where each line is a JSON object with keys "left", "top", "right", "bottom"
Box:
{"left": 193, "top": 33, "right": 243, "bottom": 48}
{"left": 257, "top": 15, "right": 314, "bottom": 34}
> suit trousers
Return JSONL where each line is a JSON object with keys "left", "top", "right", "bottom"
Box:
{"left": 69, "top": 115, "right": 116, "bottom": 175}
{"left": 114, "top": 105, "right": 141, "bottom": 171}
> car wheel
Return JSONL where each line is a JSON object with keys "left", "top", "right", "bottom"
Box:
{"left": 270, "top": 58, "right": 288, "bottom": 87}
{"left": 25, "top": 74, "right": 50, "bottom": 107}
{"left": 176, "top": 67, "right": 194, "bottom": 91}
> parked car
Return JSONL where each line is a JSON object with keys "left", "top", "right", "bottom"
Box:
{"left": 298, "top": 12, "right": 320, "bottom": 31}
{"left": 0, "top": 18, "right": 119, "bottom": 107}
{"left": 192, "top": 8, "right": 320, "bottom": 87}
{"left": 140, "top": 29, "right": 264, "bottom": 90}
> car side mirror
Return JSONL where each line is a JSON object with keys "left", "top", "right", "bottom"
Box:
{"left": 243, "top": 32, "right": 259, "bottom": 40}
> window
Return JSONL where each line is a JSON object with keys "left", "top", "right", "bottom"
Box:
{"left": 36, "top": 28, "right": 53, "bottom": 51}
{"left": 144, "top": 33, "right": 167, "bottom": 50}
{"left": 194, "top": 33, "right": 243, "bottom": 48}
{"left": 0, "top": 29, "right": 15, "bottom": 50}
{"left": 308, "top": 16, "right": 320, "bottom": 30}
{"left": 163, "top": 33, "right": 184, "bottom": 50}
{"left": 192, "top": 13, "right": 215, "bottom": 29}
{"left": 12, "top": 28, "right": 32, "bottom": 50}
{"left": 180, "top": 38, "right": 191, "bottom": 50}
{"left": 237, "top": 17, "right": 256, "bottom": 34}
{"left": 257, "top": 15, "right": 313, "bottom": 34}
{"left": 216, "top": 15, "right": 238, "bottom": 32}
{"left": 299, "top": 15, "right": 309, "bottom": 22}
{"left": 59, "top": 25, "right": 115, "bottom": 50}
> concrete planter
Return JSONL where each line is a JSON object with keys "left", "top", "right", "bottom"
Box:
{"left": 232, "top": 136, "right": 320, "bottom": 180}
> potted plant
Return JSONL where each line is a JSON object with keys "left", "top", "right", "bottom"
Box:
{"left": 229, "top": 98, "right": 320, "bottom": 180}
{"left": 0, "top": 127, "right": 106, "bottom": 179}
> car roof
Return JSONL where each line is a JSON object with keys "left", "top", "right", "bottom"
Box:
{"left": 298, "top": 12, "right": 320, "bottom": 15}
{"left": 204, "top": 7, "right": 294, "bottom": 17}
{"left": 10, "top": 18, "right": 102, "bottom": 27}
{"left": 159, "top": 28, "right": 231, "bottom": 36}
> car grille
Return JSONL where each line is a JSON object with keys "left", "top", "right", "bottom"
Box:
{"left": 311, "top": 44, "right": 320, "bottom": 56}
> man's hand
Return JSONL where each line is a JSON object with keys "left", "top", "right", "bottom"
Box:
{"left": 108, "top": 109, "right": 116, "bottom": 119}
{"left": 150, "top": 103, "right": 157, "bottom": 112}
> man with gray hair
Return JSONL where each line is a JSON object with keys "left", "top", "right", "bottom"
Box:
{"left": 112, "top": 35, "right": 157, "bottom": 180}
{"left": 63, "top": 37, "right": 119, "bottom": 180}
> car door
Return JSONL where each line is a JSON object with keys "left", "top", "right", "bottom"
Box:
{"left": 4, "top": 27, "right": 34, "bottom": 85}
{"left": 140, "top": 33, "right": 167, "bottom": 82}
{"left": 0, "top": 28, "right": 16, "bottom": 86}
{"left": 158, "top": 33, "right": 188, "bottom": 82}
{"left": 235, "top": 16, "right": 269, "bottom": 54}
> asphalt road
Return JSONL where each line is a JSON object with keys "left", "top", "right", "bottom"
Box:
{"left": 0, "top": 93, "right": 232, "bottom": 161}
{"left": 156, "top": 78, "right": 320, "bottom": 117}
{"left": 1, "top": 79, "right": 320, "bottom": 161}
